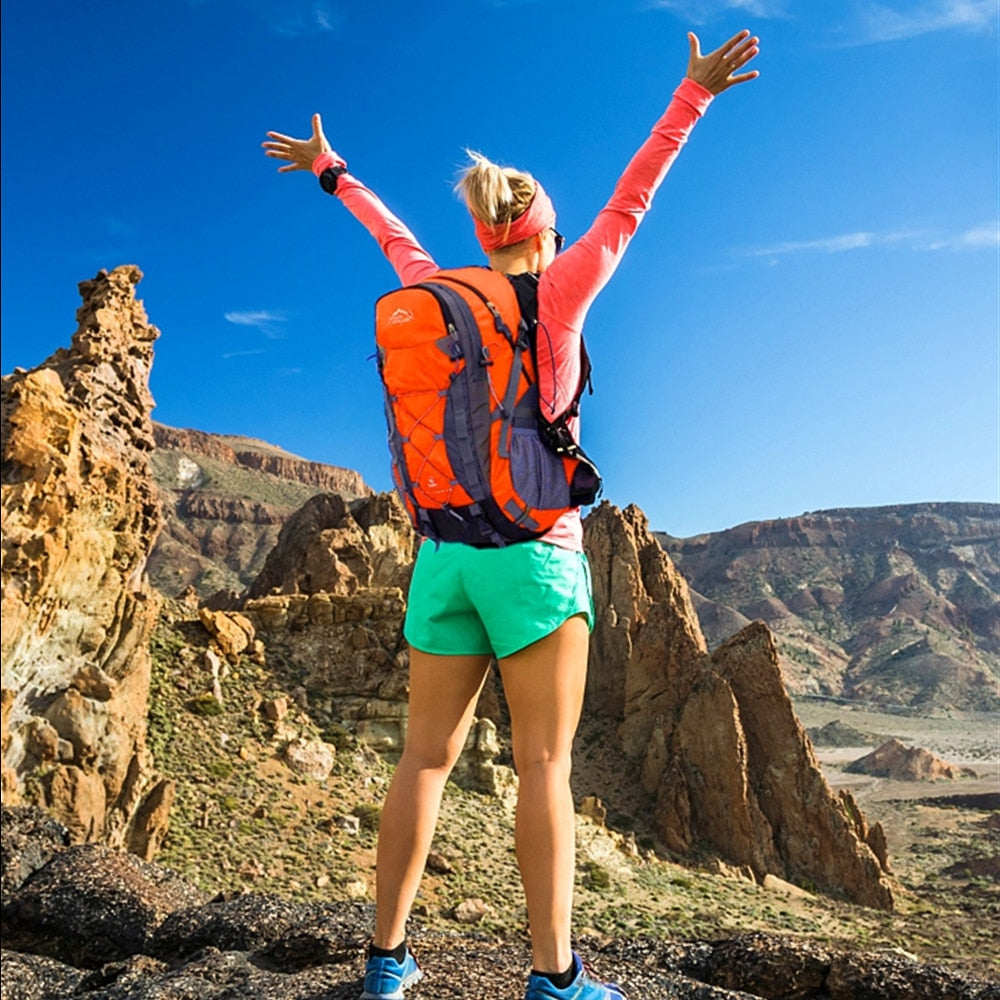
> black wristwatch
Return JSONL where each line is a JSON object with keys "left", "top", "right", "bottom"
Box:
{"left": 319, "top": 165, "right": 348, "bottom": 195}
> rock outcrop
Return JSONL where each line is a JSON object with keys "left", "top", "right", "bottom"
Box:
{"left": 1, "top": 266, "right": 170, "bottom": 856}
{"left": 3, "top": 806, "right": 996, "bottom": 1000}
{"left": 583, "top": 502, "right": 895, "bottom": 910}
{"left": 846, "top": 738, "right": 978, "bottom": 781}
{"left": 241, "top": 492, "right": 514, "bottom": 788}
{"left": 247, "top": 492, "right": 413, "bottom": 599}
{"left": 243, "top": 492, "right": 418, "bottom": 752}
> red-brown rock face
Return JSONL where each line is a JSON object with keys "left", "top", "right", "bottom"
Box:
{"left": 1, "top": 266, "right": 171, "bottom": 857}
{"left": 845, "top": 738, "right": 978, "bottom": 781}
{"left": 584, "top": 501, "right": 895, "bottom": 910}
{"left": 152, "top": 425, "right": 369, "bottom": 496}
{"left": 149, "top": 424, "right": 371, "bottom": 599}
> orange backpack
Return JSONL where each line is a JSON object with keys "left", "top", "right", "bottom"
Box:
{"left": 374, "top": 266, "right": 600, "bottom": 546}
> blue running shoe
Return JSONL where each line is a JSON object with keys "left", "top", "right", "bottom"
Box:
{"left": 524, "top": 952, "right": 625, "bottom": 999}
{"left": 360, "top": 948, "right": 423, "bottom": 999}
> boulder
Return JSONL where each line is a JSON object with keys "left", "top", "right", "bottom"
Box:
{"left": 0, "top": 950, "right": 85, "bottom": 1000}
{"left": 246, "top": 492, "right": 415, "bottom": 599}
{"left": 450, "top": 717, "right": 517, "bottom": 798}
{"left": 243, "top": 493, "right": 418, "bottom": 756}
{"left": 283, "top": 737, "right": 336, "bottom": 782}
{"left": 2, "top": 842, "right": 206, "bottom": 967}
{"left": 198, "top": 607, "right": 256, "bottom": 664}
{"left": 0, "top": 810, "right": 993, "bottom": 1000}
{"left": 149, "top": 893, "right": 320, "bottom": 962}
{"left": 0, "top": 805, "right": 70, "bottom": 906}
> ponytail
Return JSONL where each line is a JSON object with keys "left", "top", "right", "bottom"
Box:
{"left": 456, "top": 150, "right": 537, "bottom": 228}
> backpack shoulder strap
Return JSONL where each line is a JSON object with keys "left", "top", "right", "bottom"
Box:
{"left": 505, "top": 271, "right": 593, "bottom": 425}
{"left": 506, "top": 272, "right": 539, "bottom": 328}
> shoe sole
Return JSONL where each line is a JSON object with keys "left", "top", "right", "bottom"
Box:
{"left": 359, "top": 966, "right": 424, "bottom": 999}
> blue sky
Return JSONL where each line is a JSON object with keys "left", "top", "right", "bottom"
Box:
{"left": 2, "top": 0, "right": 997, "bottom": 537}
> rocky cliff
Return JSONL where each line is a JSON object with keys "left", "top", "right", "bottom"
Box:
{"left": 150, "top": 424, "right": 370, "bottom": 600}
{"left": 658, "top": 504, "right": 999, "bottom": 711}
{"left": 1, "top": 266, "right": 171, "bottom": 857}
{"left": 584, "top": 502, "right": 894, "bottom": 910}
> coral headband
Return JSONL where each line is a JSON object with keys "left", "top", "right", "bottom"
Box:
{"left": 473, "top": 183, "right": 556, "bottom": 253}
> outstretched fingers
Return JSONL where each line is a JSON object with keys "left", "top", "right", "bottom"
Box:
{"left": 723, "top": 31, "right": 760, "bottom": 75}
{"left": 688, "top": 27, "right": 760, "bottom": 94}
{"left": 719, "top": 28, "right": 753, "bottom": 57}
{"left": 261, "top": 114, "right": 332, "bottom": 174}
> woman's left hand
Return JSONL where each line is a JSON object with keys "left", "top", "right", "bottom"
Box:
{"left": 686, "top": 29, "right": 760, "bottom": 95}
{"left": 262, "top": 113, "right": 337, "bottom": 173}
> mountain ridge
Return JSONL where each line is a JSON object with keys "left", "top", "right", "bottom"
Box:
{"left": 149, "top": 422, "right": 371, "bottom": 598}
{"left": 151, "top": 413, "right": 998, "bottom": 716}
{"left": 657, "top": 501, "right": 998, "bottom": 712}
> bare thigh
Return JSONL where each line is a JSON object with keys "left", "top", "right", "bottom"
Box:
{"left": 498, "top": 614, "right": 590, "bottom": 768}
{"left": 402, "top": 647, "right": 492, "bottom": 769}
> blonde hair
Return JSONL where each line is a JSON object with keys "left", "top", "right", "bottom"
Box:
{"left": 456, "top": 150, "right": 536, "bottom": 228}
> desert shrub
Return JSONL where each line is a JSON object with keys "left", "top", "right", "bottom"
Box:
{"left": 581, "top": 860, "right": 611, "bottom": 891}
{"left": 208, "top": 759, "right": 234, "bottom": 779}
{"left": 187, "top": 693, "right": 224, "bottom": 717}
{"left": 353, "top": 803, "right": 382, "bottom": 832}
{"left": 322, "top": 722, "right": 355, "bottom": 752}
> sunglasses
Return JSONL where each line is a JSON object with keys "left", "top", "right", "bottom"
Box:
{"left": 551, "top": 229, "right": 565, "bottom": 254}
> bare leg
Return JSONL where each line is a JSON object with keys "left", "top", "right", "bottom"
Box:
{"left": 499, "top": 614, "right": 590, "bottom": 974}
{"left": 373, "top": 648, "right": 492, "bottom": 949}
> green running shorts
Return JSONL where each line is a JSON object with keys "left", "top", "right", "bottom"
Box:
{"left": 403, "top": 540, "right": 594, "bottom": 659}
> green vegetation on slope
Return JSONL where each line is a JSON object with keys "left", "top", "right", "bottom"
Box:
{"left": 146, "top": 608, "right": 999, "bottom": 979}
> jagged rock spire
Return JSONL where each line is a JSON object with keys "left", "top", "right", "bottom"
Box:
{"left": 1, "top": 266, "right": 170, "bottom": 857}
{"left": 583, "top": 501, "right": 895, "bottom": 910}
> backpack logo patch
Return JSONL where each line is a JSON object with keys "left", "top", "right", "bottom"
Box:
{"left": 387, "top": 307, "right": 414, "bottom": 326}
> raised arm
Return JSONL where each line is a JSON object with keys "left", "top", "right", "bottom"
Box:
{"left": 534, "top": 30, "right": 759, "bottom": 420}
{"left": 540, "top": 30, "right": 759, "bottom": 328}
{"left": 263, "top": 114, "right": 438, "bottom": 286}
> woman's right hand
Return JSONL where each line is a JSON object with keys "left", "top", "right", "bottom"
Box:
{"left": 262, "top": 113, "right": 340, "bottom": 173}
{"left": 686, "top": 29, "right": 760, "bottom": 95}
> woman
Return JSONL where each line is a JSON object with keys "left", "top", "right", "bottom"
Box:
{"left": 264, "top": 29, "right": 759, "bottom": 1000}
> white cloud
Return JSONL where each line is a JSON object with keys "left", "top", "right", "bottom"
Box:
{"left": 645, "top": 0, "right": 785, "bottom": 23}
{"left": 263, "top": 1, "right": 340, "bottom": 37}
{"left": 918, "top": 223, "right": 1000, "bottom": 251}
{"left": 852, "top": 0, "right": 997, "bottom": 43}
{"left": 222, "top": 349, "right": 267, "bottom": 360}
{"left": 224, "top": 310, "right": 288, "bottom": 337}
{"left": 182, "top": 0, "right": 340, "bottom": 37}
{"left": 739, "top": 224, "right": 998, "bottom": 259}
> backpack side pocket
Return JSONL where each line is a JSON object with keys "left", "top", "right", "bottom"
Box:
{"left": 508, "top": 427, "right": 572, "bottom": 512}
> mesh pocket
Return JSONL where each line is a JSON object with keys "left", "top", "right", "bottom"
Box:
{"left": 509, "top": 428, "right": 571, "bottom": 511}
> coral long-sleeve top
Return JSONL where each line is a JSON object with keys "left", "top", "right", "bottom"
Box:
{"left": 335, "top": 77, "right": 714, "bottom": 551}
